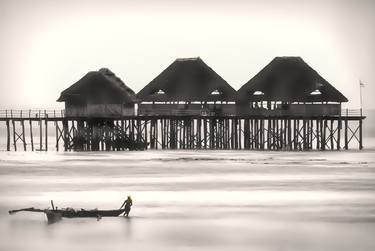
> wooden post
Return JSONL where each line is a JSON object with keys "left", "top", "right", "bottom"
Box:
{"left": 256, "top": 118, "right": 259, "bottom": 150}
{"left": 238, "top": 119, "right": 242, "bottom": 149}
{"left": 12, "top": 120, "right": 17, "bottom": 151}
{"left": 308, "top": 119, "right": 312, "bottom": 150}
{"left": 337, "top": 118, "right": 341, "bottom": 150}
{"left": 330, "top": 119, "right": 334, "bottom": 150}
{"left": 6, "top": 120, "right": 10, "bottom": 151}
{"left": 320, "top": 119, "right": 327, "bottom": 150}
{"left": 280, "top": 119, "right": 284, "bottom": 149}
{"left": 293, "top": 119, "right": 297, "bottom": 150}
{"left": 283, "top": 119, "right": 287, "bottom": 149}
{"left": 302, "top": 119, "right": 307, "bottom": 150}
{"left": 287, "top": 119, "right": 291, "bottom": 150}
{"left": 63, "top": 119, "right": 69, "bottom": 151}
{"left": 155, "top": 119, "right": 159, "bottom": 149}
{"left": 271, "top": 119, "right": 275, "bottom": 150}
{"left": 359, "top": 118, "right": 363, "bottom": 150}
{"left": 191, "top": 119, "right": 195, "bottom": 149}
{"left": 316, "top": 119, "right": 320, "bottom": 150}
{"left": 21, "top": 120, "right": 26, "bottom": 151}
{"left": 39, "top": 118, "right": 43, "bottom": 151}
{"left": 276, "top": 119, "right": 279, "bottom": 149}
{"left": 244, "top": 119, "right": 249, "bottom": 149}
{"left": 260, "top": 119, "right": 264, "bottom": 150}
{"left": 203, "top": 119, "right": 207, "bottom": 149}
{"left": 30, "top": 120, "right": 34, "bottom": 151}
{"left": 197, "top": 119, "right": 201, "bottom": 149}
{"left": 344, "top": 118, "right": 348, "bottom": 150}
{"left": 209, "top": 119, "right": 214, "bottom": 149}
{"left": 45, "top": 115, "right": 48, "bottom": 152}
{"left": 267, "top": 119, "right": 271, "bottom": 150}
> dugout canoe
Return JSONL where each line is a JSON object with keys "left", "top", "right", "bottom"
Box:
{"left": 9, "top": 201, "right": 126, "bottom": 223}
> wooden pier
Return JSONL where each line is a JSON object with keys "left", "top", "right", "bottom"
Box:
{"left": 0, "top": 109, "right": 365, "bottom": 151}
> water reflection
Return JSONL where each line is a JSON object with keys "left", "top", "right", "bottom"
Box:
{"left": 0, "top": 150, "right": 375, "bottom": 251}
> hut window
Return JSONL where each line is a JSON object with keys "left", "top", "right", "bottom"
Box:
{"left": 211, "top": 90, "right": 222, "bottom": 95}
{"left": 154, "top": 89, "right": 165, "bottom": 95}
{"left": 253, "top": 91, "right": 264, "bottom": 96}
{"left": 309, "top": 89, "right": 321, "bottom": 95}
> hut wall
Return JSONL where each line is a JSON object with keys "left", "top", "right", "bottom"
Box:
{"left": 283, "top": 104, "right": 341, "bottom": 116}
{"left": 235, "top": 104, "right": 267, "bottom": 116}
{"left": 236, "top": 103, "right": 341, "bottom": 116}
{"left": 205, "top": 104, "right": 236, "bottom": 115}
{"left": 138, "top": 104, "right": 202, "bottom": 116}
{"left": 138, "top": 103, "right": 236, "bottom": 116}
{"left": 65, "top": 104, "right": 134, "bottom": 117}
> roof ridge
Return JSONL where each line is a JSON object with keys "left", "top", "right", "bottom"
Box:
{"left": 175, "top": 57, "right": 200, "bottom": 62}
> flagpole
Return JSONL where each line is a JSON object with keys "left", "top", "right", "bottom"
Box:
{"left": 359, "top": 81, "right": 364, "bottom": 116}
{"left": 360, "top": 81, "right": 362, "bottom": 109}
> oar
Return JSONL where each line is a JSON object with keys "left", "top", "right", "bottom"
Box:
{"left": 9, "top": 208, "right": 44, "bottom": 214}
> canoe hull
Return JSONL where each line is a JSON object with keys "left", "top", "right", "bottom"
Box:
{"left": 59, "top": 209, "right": 126, "bottom": 218}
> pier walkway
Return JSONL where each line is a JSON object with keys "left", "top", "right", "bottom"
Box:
{"left": 0, "top": 109, "right": 365, "bottom": 151}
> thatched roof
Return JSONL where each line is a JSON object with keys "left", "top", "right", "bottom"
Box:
{"left": 137, "top": 57, "right": 236, "bottom": 102}
{"left": 57, "top": 68, "right": 138, "bottom": 104}
{"left": 237, "top": 57, "right": 348, "bottom": 103}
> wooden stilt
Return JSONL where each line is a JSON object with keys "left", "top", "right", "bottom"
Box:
{"left": 318, "top": 119, "right": 321, "bottom": 150}
{"left": 12, "top": 120, "right": 17, "bottom": 151}
{"left": 6, "top": 120, "right": 10, "bottom": 151}
{"left": 359, "top": 118, "right": 363, "bottom": 150}
{"left": 344, "top": 119, "right": 348, "bottom": 150}
{"left": 45, "top": 117, "right": 48, "bottom": 151}
{"left": 330, "top": 119, "right": 334, "bottom": 150}
{"left": 21, "top": 120, "right": 26, "bottom": 151}
{"left": 287, "top": 119, "right": 292, "bottom": 150}
{"left": 337, "top": 118, "right": 341, "bottom": 150}
{"left": 39, "top": 119, "right": 43, "bottom": 151}
{"left": 55, "top": 122, "right": 59, "bottom": 151}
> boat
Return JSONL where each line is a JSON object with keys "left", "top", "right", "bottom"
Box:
{"left": 9, "top": 201, "right": 126, "bottom": 224}
{"left": 58, "top": 208, "right": 126, "bottom": 218}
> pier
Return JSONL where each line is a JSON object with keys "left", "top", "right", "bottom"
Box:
{"left": 0, "top": 57, "right": 367, "bottom": 151}
{"left": 0, "top": 109, "right": 365, "bottom": 151}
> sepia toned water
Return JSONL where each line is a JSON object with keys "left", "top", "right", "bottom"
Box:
{"left": 0, "top": 150, "right": 374, "bottom": 251}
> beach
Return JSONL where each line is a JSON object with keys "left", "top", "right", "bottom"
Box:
{"left": 0, "top": 150, "right": 374, "bottom": 251}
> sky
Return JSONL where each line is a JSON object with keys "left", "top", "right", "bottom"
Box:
{"left": 0, "top": 0, "right": 374, "bottom": 109}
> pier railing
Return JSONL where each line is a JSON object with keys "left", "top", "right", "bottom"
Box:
{"left": 0, "top": 108, "right": 364, "bottom": 119}
{"left": 0, "top": 109, "right": 65, "bottom": 119}
{"left": 0, "top": 108, "right": 365, "bottom": 151}
{"left": 341, "top": 109, "right": 363, "bottom": 117}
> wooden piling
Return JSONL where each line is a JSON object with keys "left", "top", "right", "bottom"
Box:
{"left": 344, "top": 118, "right": 348, "bottom": 150}
{"left": 337, "top": 118, "right": 341, "bottom": 150}
{"left": 12, "top": 120, "right": 17, "bottom": 151}
{"left": 359, "top": 118, "right": 363, "bottom": 150}
{"left": 29, "top": 120, "right": 34, "bottom": 151}
{"left": 21, "top": 120, "right": 26, "bottom": 151}
{"left": 6, "top": 120, "right": 10, "bottom": 151}
{"left": 45, "top": 116, "right": 48, "bottom": 152}
{"left": 39, "top": 119, "right": 43, "bottom": 151}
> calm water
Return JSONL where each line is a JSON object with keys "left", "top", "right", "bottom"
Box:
{"left": 0, "top": 150, "right": 374, "bottom": 251}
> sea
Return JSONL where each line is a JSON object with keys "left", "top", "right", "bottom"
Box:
{"left": 0, "top": 111, "right": 374, "bottom": 251}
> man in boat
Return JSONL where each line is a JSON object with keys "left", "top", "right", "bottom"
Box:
{"left": 120, "top": 195, "right": 133, "bottom": 217}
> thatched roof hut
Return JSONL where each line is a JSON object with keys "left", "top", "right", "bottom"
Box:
{"left": 57, "top": 68, "right": 138, "bottom": 104}
{"left": 137, "top": 57, "right": 236, "bottom": 102}
{"left": 237, "top": 57, "right": 348, "bottom": 103}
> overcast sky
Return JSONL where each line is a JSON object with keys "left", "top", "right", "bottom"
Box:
{"left": 0, "top": 0, "right": 374, "bottom": 109}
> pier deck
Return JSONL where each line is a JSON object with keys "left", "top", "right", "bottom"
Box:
{"left": 0, "top": 109, "right": 365, "bottom": 151}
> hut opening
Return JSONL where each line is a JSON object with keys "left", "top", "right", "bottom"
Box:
{"left": 137, "top": 57, "right": 236, "bottom": 116}
{"left": 236, "top": 57, "right": 348, "bottom": 116}
{"left": 57, "top": 68, "right": 138, "bottom": 118}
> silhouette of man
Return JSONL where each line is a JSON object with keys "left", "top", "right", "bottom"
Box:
{"left": 120, "top": 195, "right": 133, "bottom": 217}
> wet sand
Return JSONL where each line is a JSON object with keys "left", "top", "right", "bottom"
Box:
{"left": 0, "top": 150, "right": 375, "bottom": 251}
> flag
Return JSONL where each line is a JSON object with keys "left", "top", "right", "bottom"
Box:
{"left": 360, "top": 81, "right": 365, "bottom": 87}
